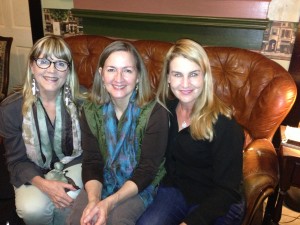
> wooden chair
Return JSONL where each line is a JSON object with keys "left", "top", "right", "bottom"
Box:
{"left": 0, "top": 36, "right": 13, "bottom": 102}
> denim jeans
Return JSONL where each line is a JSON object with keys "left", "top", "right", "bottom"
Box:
{"left": 136, "top": 186, "right": 197, "bottom": 225}
{"left": 136, "top": 186, "right": 245, "bottom": 225}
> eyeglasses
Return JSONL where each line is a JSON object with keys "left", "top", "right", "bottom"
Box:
{"left": 34, "top": 58, "right": 70, "bottom": 72}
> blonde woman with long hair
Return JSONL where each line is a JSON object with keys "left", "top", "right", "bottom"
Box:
{"left": 137, "top": 39, "right": 245, "bottom": 225}
{"left": 0, "top": 35, "right": 83, "bottom": 225}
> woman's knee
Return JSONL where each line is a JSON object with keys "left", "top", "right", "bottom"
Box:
{"left": 17, "top": 200, "right": 53, "bottom": 225}
{"left": 15, "top": 184, "right": 73, "bottom": 224}
{"left": 15, "top": 185, "right": 53, "bottom": 223}
{"left": 137, "top": 186, "right": 188, "bottom": 225}
{"left": 107, "top": 195, "right": 145, "bottom": 225}
{"left": 136, "top": 211, "right": 162, "bottom": 225}
{"left": 137, "top": 203, "right": 177, "bottom": 225}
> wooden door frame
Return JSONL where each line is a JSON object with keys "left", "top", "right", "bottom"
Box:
{"left": 28, "top": 0, "right": 44, "bottom": 43}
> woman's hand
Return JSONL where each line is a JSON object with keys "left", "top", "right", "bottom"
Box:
{"left": 80, "top": 180, "right": 138, "bottom": 225}
{"left": 31, "top": 176, "right": 76, "bottom": 208}
{"left": 80, "top": 199, "right": 99, "bottom": 225}
{"left": 81, "top": 198, "right": 114, "bottom": 225}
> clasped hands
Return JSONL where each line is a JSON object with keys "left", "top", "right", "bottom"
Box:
{"left": 80, "top": 198, "right": 114, "bottom": 225}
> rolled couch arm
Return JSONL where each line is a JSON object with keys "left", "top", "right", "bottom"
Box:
{"left": 242, "top": 139, "right": 279, "bottom": 225}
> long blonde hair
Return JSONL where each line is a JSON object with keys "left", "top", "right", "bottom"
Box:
{"left": 157, "top": 39, "right": 232, "bottom": 141}
{"left": 22, "top": 35, "right": 80, "bottom": 115}
{"left": 89, "top": 41, "right": 154, "bottom": 107}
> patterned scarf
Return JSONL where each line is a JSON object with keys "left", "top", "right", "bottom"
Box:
{"left": 22, "top": 91, "right": 82, "bottom": 169}
{"left": 102, "top": 91, "right": 141, "bottom": 198}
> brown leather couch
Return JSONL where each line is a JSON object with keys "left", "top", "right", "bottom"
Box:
{"left": 64, "top": 35, "right": 297, "bottom": 225}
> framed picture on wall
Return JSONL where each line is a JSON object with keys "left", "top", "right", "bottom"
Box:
{"left": 43, "top": 9, "right": 84, "bottom": 37}
{"left": 261, "top": 21, "right": 297, "bottom": 60}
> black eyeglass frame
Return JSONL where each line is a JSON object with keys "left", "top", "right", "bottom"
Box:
{"left": 34, "top": 58, "right": 70, "bottom": 72}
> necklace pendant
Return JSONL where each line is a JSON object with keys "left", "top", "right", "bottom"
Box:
{"left": 182, "top": 121, "right": 187, "bottom": 128}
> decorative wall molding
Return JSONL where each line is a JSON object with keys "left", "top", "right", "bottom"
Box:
{"left": 71, "top": 9, "right": 269, "bottom": 50}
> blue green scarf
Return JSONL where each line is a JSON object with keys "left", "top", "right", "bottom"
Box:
{"left": 102, "top": 91, "right": 140, "bottom": 195}
{"left": 102, "top": 92, "right": 155, "bottom": 207}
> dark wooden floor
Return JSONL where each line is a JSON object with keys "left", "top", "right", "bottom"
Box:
{"left": 0, "top": 141, "right": 25, "bottom": 225}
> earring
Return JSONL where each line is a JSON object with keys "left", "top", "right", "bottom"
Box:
{"left": 31, "top": 78, "right": 39, "bottom": 96}
{"left": 135, "top": 84, "right": 139, "bottom": 91}
{"left": 64, "top": 84, "right": 72, "bottom": 105}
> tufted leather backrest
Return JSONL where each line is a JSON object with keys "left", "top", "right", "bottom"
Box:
{"left": 65, "top": 35, "right": 296, "bottom": 146}
{"left": 64, "top": 35, "right": 114, "bottom": 89}
{"left": 205, "top": 47, "right": 297, "bottom": 146}
{"left": 65, "top": 35, "right": 172, "bottom": 91}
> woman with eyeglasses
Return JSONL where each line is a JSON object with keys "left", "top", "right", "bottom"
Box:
{"left": 0, "top": 35, "right": 84, "bottom": 225}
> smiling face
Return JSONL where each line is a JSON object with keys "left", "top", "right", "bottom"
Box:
{"left": 30, "top": 54, "right": 69, "bottom": 98}
{"left": 168, "top": 56, "right": 204, "bottom": 107}
{"left": 100, "top": 50, "right": 138, "bottom": 105}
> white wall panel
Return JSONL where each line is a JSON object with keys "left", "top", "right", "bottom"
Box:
{"left": 268, "top": 0, "right": 300, "bottom": 22}
{"left": 0, "top": 0, "right": 32, "bottom": 92}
